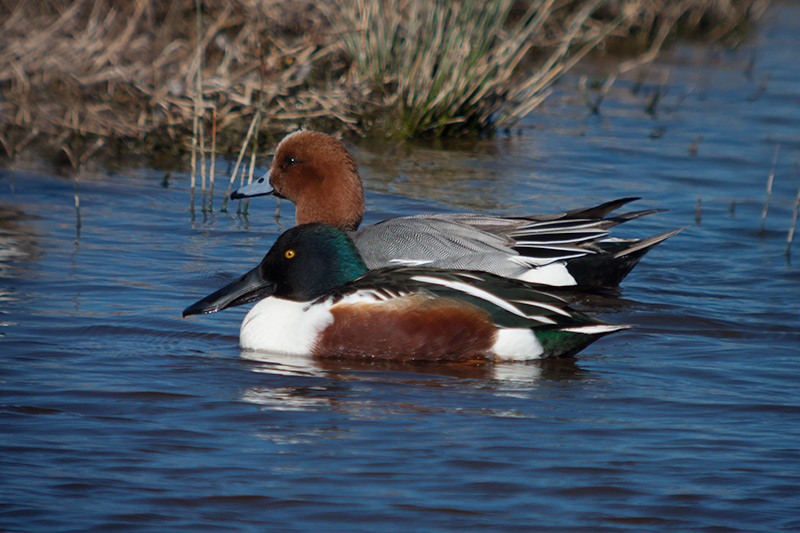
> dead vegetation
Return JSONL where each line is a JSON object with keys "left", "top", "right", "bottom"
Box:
{"left": 0, "top": 0, "right": 770, "bottom": 166}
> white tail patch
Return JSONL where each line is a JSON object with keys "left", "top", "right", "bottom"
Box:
{"left": 492, "top": 328, "right": 544, "bottom": 360}
{"left": 516, "top": 262, "right": 577, "bottom": 286}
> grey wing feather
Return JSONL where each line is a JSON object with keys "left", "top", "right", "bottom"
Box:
{"left": 350, "top": 199, "right": 675, "bottom": 284}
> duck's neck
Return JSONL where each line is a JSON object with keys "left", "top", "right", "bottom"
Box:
{"left": 294, "top": 170, "right": 365, "bottom": 232}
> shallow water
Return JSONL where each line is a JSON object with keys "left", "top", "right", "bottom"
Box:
{"left": 2, "top": 4, "right": 800, "bottom": 532}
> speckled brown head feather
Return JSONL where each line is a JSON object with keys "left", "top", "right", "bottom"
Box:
{"left": 269, "top": 130, "right": 365, "bottom": 231}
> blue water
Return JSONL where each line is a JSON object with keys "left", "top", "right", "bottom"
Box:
{"left": 2, "top": 4, "right": 799, "bottom": 531}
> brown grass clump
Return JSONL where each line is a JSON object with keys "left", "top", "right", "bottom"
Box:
{"left": 332, "top": 0, "right": 624, "bottom": 137}
{"left": 0, "top": 0, "right": 770, "bottom": 166}
{"left": 0, "top": 0, "right": 340, "bottom": 163}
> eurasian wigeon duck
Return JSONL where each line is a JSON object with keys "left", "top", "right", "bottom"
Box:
{"left": 183, "top": 223, "right": 628, "bottom": 361}
{"left": 231, "top": 130, "right": 680, "bottom": 288}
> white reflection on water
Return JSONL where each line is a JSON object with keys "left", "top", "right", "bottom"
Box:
{"left": 241, "top": 348, "right": 546, "bottom": 384}
{"left": 242, "top": 386, "right": 333, "bottom": 412}
{"left": 240, "top": 349, "right": 326, "bottom": 377}
{"left": 238, "top": 348, "right": 562, "bottom": 416}
{"left": 491, "top": 362, "right": 543, "bottom": 383}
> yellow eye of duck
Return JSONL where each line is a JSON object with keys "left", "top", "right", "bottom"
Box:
{"left": 285, "top": 249, "right": 295, "bottom": 259}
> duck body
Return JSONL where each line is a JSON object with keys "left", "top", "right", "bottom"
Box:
{"left": 184, "top": 223, "right": 627, "bottom": 361}
{"left": 350, "top": 209, "right": 678, "bottom": 287}
{"left": 231, "top": 130, "right": 681, "bottom": 288}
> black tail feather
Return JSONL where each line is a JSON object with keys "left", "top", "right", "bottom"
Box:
{"left": 565, "top": 228, "right": 684, "bottom": 287}
{"left": 562, "top": 197, "right": 641, "bottom": 220}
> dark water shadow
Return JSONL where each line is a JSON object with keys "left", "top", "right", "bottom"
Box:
{"left": 237, "top": 349, "right": 592, "bottom": 415}
{"left": 239, "top": 349, "right": 587, "bottom": 383}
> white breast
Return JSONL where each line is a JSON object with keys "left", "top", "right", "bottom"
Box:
{"left": 239, "top": 298, "right": 333, "bottom": 354}
{"left": 238, "top": 291, "right": 388, "bottom": 354}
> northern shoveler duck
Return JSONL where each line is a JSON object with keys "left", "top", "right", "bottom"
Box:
{"left": 183, "top": 223, "right": 628, "bottom": 361}
{"left": 230, "top": 130, "right": 681, "bottom": 288}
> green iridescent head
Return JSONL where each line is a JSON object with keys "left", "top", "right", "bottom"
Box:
{"left": 260, "top": 223, "right": 368, "bottom": 301}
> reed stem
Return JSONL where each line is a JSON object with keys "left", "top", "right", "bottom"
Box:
{"left": 221, "top": 112, "right": 259, "bottom": 212}
{"left": 759, "top": 143, "right": 780, "bottom": 233}
{"left": 787, "top": 183, "right": 800, "bottom": 255}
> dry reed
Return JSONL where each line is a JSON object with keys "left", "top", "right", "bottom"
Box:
{"left": 759, "top": 143, "right": 779, "bottom": 233}
{"left": 0, "top": 0, "right": 771, "bottom": 163}
{"left": 787, "top": 184, "right": 800, "bottom": 255}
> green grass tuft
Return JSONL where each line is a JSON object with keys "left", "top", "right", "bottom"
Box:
{"left": 334, "top": 0, "right": 622, "bottom": 137}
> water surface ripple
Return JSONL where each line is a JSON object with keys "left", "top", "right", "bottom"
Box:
{"left": 2, "top": 5, "right": 800, "bottom": 531}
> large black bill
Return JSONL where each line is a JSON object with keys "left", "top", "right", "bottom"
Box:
{"left": 183, "top": 265, "right": 275, "bottom": 317}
